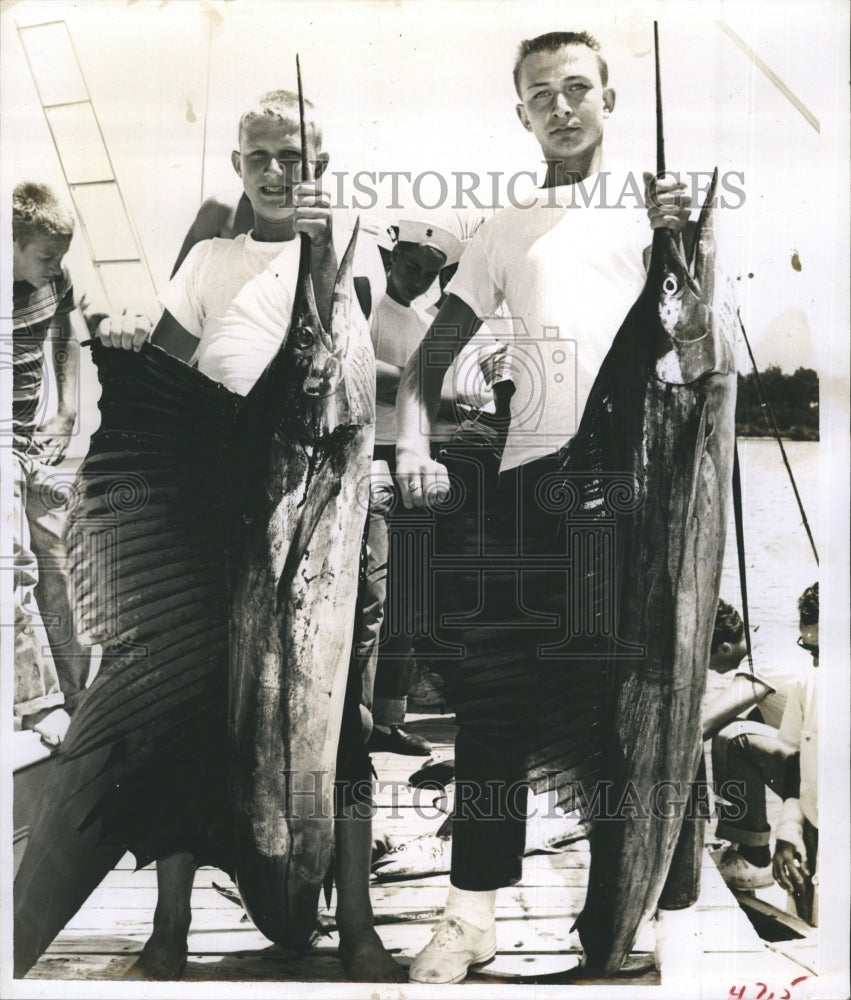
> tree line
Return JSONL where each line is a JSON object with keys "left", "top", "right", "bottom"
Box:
{"left": 736, "top": 366, "right": 819, "bottom": 440}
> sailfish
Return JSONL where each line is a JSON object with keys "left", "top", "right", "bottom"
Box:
{"left": 553, "top": 27, "right": 739, "bottom": 974}
{"left": 13, "top": 61, "right": 375, "bottom": 974}
{"left": 565, "top": 163, "right": 738, "bottom": 974}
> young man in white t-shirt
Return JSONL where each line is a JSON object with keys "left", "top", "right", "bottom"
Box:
{"left": 95, "top": 90, "right": 404, "bottom": 983}
{"left": 395, "top": 31, "right": 692, "bottom": 984}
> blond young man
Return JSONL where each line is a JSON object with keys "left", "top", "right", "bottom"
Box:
{"left": 95, "top": 90, "right": 403, "bottom": 982}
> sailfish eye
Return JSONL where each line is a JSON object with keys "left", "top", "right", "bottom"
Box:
{"left": 662, "top": 275, "right": 679, "bottom": 295}
{"left": 292, "top": 327, "right": 315, "bottom": 351}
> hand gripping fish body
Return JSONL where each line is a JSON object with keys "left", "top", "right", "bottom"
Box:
{"left": 12, "top": 222, "right": 374, "bottom": 973}
{"left": 560, "top": 170, "right": 738, "bottom": 973}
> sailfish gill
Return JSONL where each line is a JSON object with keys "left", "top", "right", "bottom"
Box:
{"left": 559, "top": 169, "right": 738, "bottom": 974}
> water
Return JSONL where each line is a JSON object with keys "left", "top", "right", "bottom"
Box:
{"left": 718, "top": 437, "right": 820, "bottom": 659}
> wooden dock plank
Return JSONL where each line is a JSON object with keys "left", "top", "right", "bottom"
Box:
{"left": 20, "top": 709, "right": 820, "bottom": 986}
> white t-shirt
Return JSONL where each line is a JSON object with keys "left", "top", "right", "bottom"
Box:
{"left": 447, "top": 172, "right": 649, "bottom": 472}
{"left": 778, "top": 666, "right": 818, "bottom": 829}
{"left": 742, "top": 656, "right": 803, "bottom": 730}
{"left": 161, "top": 233, "right": 300, "bottom": 396}
{"left": 370, "top": 294, "right": 431, "bottom": 445}
{"left": 160, "top": 227, "right": 383, "bottom": 397}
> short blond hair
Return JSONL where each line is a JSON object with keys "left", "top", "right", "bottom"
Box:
{"left": 237, "top": 89, "right": 323, "bottom": 148}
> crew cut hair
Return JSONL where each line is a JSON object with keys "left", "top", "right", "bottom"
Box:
{"left": 513, "top": 31, "right": 608, "bottom": 96}
{"left": 13, "top": 182, "right": 75, "bottom": 247}
{"left": 711, "top": 599, "right": 745, "bottom": 653}
{"left": 237, "top": 89, "right": 323, "bottom": 147}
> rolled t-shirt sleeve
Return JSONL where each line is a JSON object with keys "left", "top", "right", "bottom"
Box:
{"left": 445, "top": 227, "right": 503, "bottom": 319}
{"left": 158, "top": 241, "right": 210, "bottom": 339}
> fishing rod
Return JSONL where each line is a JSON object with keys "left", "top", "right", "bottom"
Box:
{"left": 654, "top": 21, "right": 665, "bottom": 176}
{"left": 732, "top": 444, "right": 755, "bottom": 673}
{"left": 736, "top": 309, "right": 820, "bottom": 566}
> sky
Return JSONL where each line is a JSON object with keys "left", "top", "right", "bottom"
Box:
{"left": 0, "top": 0, "right": 847, "bottom": 446}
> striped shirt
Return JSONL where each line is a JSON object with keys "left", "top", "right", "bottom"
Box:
{"left": 13, "top": 268, "right": 74, "bottom": 451}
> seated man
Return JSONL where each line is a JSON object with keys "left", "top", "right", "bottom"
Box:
{"left": 772, "top": 583, "right": 819, "bottom": 925}
{"left": 710, "top": 600, "right": 805, "bottom": 890}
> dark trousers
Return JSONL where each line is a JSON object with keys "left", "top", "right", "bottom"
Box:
{"left": 440, "top": 453, "right": 710, "bottom": 901}
{"left": 712, "top": 720, "right": 800, "bottom": 845}
{"left": 445, "top": 456, "right": 574, "bottom": 889}
{"left": 354, "top": 447, "right": 425, "bottom": 728}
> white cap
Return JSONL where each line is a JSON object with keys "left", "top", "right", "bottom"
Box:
{"left": 391, "top": 219, "right": 464, "bottom": 265}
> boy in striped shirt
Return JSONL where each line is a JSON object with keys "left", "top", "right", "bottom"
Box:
{"left": 12, "top": 181, "right": 91, "bottom": 746}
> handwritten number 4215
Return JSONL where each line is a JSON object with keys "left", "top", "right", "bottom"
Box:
{"left": 729, "top": 977, "right": 809, "bottom": 1000}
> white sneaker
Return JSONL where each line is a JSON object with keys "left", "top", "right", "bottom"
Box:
{"left": 409, "top": 916, "right": 497, "bottom": 984}
{"left": 716, "top": 847, "right": 774, "bottom": 890}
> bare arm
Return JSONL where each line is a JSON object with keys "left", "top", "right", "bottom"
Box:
{"left": 36, "top": 309, "right": 84, "bottom": 464}
{"left": 395, "top": 293, "right": 481, "bottom": 508}
{"left": 51, "top": 311, "right": 80, "bottom": 424}
{"left": 701, "top": 673, "right": 774, "bottom": 741}
{"left": 376, "top": 358, "right": 404, "bottom": 406}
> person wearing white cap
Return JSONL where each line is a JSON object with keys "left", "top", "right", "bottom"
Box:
{"left": 395, "top": 30, "right": 692, "bottom": 985}
{"left": 359, "top": 219, "right": 462, "bottom": 757}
